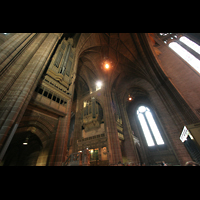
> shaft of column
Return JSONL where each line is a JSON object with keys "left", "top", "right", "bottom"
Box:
{"left": 0, "top": 33, "right": 62, "bottom": 161}
{"left": 103, "top": 88, "right": 123, "bottom": 165}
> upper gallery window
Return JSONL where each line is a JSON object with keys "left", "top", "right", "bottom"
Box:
{"left": 159, "top": 33, "right": 200, "bottom": 74}
{"left": 169, "top": 41, "right": 200, "bottom": 73}
{"left": 179, "top": 36, "right": 200, "bottom": 55}
{"left": 137, "top": 106, "right": 164, "bottom": 147}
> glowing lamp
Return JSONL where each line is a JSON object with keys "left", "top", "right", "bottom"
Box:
{"left": 96, "top": 81, "right": 102, "bottom": 88}
{"left": 23, "top": 137, "right": 29, "bottom": 145}
{"left": 128, "top": 94, "right": 132, "bottom": 101}
{"left": 101, "top": 57, "right": 112, "bottom": 71}
{"left": 105, "top": 63, "right": 109, "bottom": 69}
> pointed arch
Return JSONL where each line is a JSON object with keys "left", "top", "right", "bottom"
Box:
{"left": 137, "top": 105, "right": 164, "bottom": 146}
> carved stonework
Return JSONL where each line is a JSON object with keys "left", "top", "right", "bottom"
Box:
{"left": 82, "top": 98, "right": 101, "bottom": 131}
{"left": 33, "top": 37, "right": 76, "bottom": 112}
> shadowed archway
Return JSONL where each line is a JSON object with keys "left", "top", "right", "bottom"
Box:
{"left": 3, "top": 131, "right": 42, "bottom": 166}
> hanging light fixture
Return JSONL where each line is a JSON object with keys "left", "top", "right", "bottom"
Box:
{"left": 23, "top": 137, "right": 29, "bottom": 145}
{"left": 101, "top": 56, "right": 113, "bottom": 71}
{"left": 105, "top": 63, "right": 109, "bottom": 69}
{"left": 128, "top": 94, "right": 133, "bottom": 101}
{"left": 23, "top": 133, "right": 31, "bottom": 145}
{"left": 96, "top": 81, "right": 102, "bottom": 88}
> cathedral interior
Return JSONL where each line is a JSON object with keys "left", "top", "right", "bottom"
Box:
{"left": 1, "top": 33, "right": 200, "bottom": 166}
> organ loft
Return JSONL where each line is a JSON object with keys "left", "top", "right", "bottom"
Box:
{"left": 1, "top": 33, "right": 200, "bottom": 166}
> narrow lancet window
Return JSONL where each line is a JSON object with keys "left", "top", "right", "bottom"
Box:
{"left": 179, "top": 36, "right": 200, "bottom": 55}
{"left": 169, "top": 42, "right": 200, "bottom": 73}
{"left": 137, "top": 106, "right": 164, "bottom": 147}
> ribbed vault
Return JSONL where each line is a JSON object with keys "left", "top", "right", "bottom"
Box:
{"left": 75, "top": 33, "right": 150, "bottom": 95}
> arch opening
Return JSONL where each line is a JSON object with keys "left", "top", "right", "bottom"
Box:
{"left": 3, "top": 131, "right": 43, "bottom": 166}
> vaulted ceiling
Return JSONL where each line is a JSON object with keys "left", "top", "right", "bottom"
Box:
{"left": 74, "top": 33, "right": 151, "bottom": 96}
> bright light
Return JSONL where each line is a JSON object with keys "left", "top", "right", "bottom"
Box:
{"left": 169, "top": 42, "right": 200, "bottom": 73}
{"left": 83, "top": 102, "right": 86, "bottom": 108}
{"left": 180, "top": 36, "right": 200, "bottom": 55}
{"left": 145, "top": 110, "right": 164, "bottom": 145}
{"left": 137, "top": 106, "right": 165, "bottom": 146}
{"left": 138, "top": 113, "right": 155, "bottom": 146}
{"left": 96, "top": 81, "right": 102, "bottom": 87}
{"left": 96, "top": 81, "right": 102, "bottom": 91}
{"left": 23, "top": 137, "right": 29, "bottom": 145}
{"left": 128, "top": 94, "right": 132, "bottom": 101}
{"left": 105, "top": 63, "right": 109, "bottom": 69}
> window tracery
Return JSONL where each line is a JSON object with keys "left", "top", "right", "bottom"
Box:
{"left": 158, "top": 33, "right": 179, "bottom": 44}
{"left": 137, "top": 106, "right": 164, "bottom": 147}
{"left": 158, "top": 33, "right": 200, "bottom": 73}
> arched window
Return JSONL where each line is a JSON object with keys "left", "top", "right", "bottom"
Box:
{"left": 179, "top": 36, "right": 200, "bottom": 55}
{"left": 159, "top": 33, "right": 200, "bottom": 74}
{"left": 169, "top": 41, "right": 200, "bottom": 73}
{"left": 137, "top": 106, "right": 164, "bottom": 147}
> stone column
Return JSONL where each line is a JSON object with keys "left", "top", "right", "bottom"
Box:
{"left": 117, "top": 96, "right": 140, "bottom": 164}
{"left": 0, "top": 33, "right": 38, "bottom": 101}
{"left": 0, "top": 33, "right": 33, "bottom": 68}
{"left": 49, "top": 99, "right": 72, "bottom": 166}
{"left": 103, "top": 87, "right": 122, "bottom": 165}
{"left": 0, "top": 33, "right": 62, "bottom": 162}
{"left": 71, "top": 89, "right": 83, "bottom": 154}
